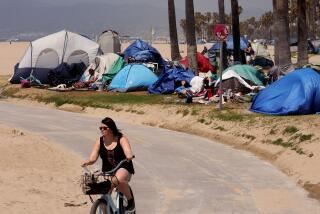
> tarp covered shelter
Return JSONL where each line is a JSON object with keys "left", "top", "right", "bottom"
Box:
{"left": 209, "top": 35, "right": 248, "bottom": 52}
{"left": 108, "top": 64, "right": 158, "bottom": 92}
{"left": 101, "top": 55, "right": 125, "bottom": 84}
{"left": 250, "top": 68, "right": 320, "bottom": 115}
{"left": 252, "top": 56, "right": 274, "bottom": 68}
{"left": 148, "top": 66, "right": 194, "bottom": 94}
{"left": 10, "top": 30, "right": 99, "bottom": 84}
{"left": 123, "top": 39, "right": 165, "bottom": 66}
{"left": 179, "top": 52, "right": 216, "bottom": 73}
{"left": 215, "top": 64, "right": 266, "bottom": 94}
{"left": 98, "top": 30, "right": 121, "bottom": 54}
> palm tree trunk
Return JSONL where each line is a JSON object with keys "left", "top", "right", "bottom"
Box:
{"left": 273, "top": 0, "right": 279, "bottom": 65}
{"left": 218, "top": 0, "right": 226, "bottom": 23}
{"left": 168, "top": 0, "right": 181, "bottom": 61}
{"left": 310, "top": 0, "right": 316, "bottom": 40}
{"left": 218, "top": 0, "right": 228, "bottom": 71}
{"left": 277, "top": 0, "right": 291, "bottom": 66}
{"left": 231, "top": 0, "right": 241, "bottom": 63}
{"left": 297, "top": 0, "right": 308, "bottom": 66}
{"left": 185, "top": 0, "right": 198, "bottom": 74}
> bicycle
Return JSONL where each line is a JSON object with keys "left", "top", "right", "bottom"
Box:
{"left": 82, "top": 156, "right": 136, "bottom": 214}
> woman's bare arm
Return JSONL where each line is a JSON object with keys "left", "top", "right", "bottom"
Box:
{"left": 119, "top": 136, "right": 134, "bottom": 160}
{"left": 81, "top": 138, "right": 100, "bottom": 166}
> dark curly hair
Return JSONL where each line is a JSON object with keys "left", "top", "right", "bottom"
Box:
{"left": 101, "top": 117, "right": 123, "bottom": 138}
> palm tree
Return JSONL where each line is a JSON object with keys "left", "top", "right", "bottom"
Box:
{"left": 185, "top": 0, "right": 198, "bottom": 74}
{"left": 276, "top": 0, "right": 291, "bottom": 66}
{"left": 273, "top": 0, "right": 279, "bottom": 65}
{"left": 297, "top": 0, "right": 308, "bottom": 66}
{"left": 218, "top": 0, "right": 228, "bottom": 70}
{"left": 231, "top": 0, "right": 242, "bottom": 63}
{"left": 260, "top": 11, "right": 273, "bottom": 40}
{"left": 309, "top": 0, "right": 316, "bottom": 40}
{"left": 218, "top": 0, "right": 226, "bottom": 23}
{"left": 168, "top": 0, "right": 181, "bottom": 61}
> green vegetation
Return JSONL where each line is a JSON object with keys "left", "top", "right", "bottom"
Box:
{"left": 214, "top": 126, "right": 226, "bottom": 131}
{"left": 35, "top": 92, "right": 166, "bottom": 107}
{"left": 176, "top": 108, "right": 189, "bottom": 117}
{"left": 125, "top": 108, "right": 145, "bottom": 115}
{"left": 292, "top": 146, "right": 305, "bottom": 155}
{"left": 1, "top": 87, "right": 20, "bottom": 96}
{"left": 283, "top": 126, "right": 299, "bottom": 135}
{"left": 242, "top": 134, "right": 256, "bottom": 141}
{"left": 289, "top": 133, "right": 313, "bottom": 143}
{"left": 191, "top": 108, "right": 200, "bottom": 116}
{"left": 271, "top": 138, "right": 293, "bottom": 148}
{"left": 299, "top": 134, "right": 313, "bottom": 142}
{"left": 209, "top": 109, "right": 244, "bottom": 121}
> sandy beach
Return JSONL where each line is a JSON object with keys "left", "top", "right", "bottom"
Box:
{"left": 1, "top": 41, "right": 320, "bottom": 212}
{"left": 0, "top": 123, "right": 90, "bottom": 213}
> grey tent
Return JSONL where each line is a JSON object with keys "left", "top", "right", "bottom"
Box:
{"left": 98, "top": 30, "right": 121, "bottom": 54}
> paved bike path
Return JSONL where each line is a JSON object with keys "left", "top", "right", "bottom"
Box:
{"left": 0, "top": 100, "right": 319, "bottom": 214}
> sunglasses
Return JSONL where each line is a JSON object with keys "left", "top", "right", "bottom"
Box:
{"left": 99, "top": 126, "right": 110, "bottom": 131}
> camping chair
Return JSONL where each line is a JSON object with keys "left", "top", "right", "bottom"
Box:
{"left": 20, "top": 73, "right": 46, "bottom": 88}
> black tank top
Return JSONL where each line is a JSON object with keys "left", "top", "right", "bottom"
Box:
{"left": 99, "top": 136, "right": 134, "bottom": 174}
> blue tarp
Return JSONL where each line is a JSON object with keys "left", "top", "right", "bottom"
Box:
{"left": 250, "top": 68, "right": 320, "bottom": 115}
{"left": 148, "top": 66, "right": 194, "bottom": 94}
{"left": 108, "top": 64, "right": 158, "bottom": 92}
{"left": 123, "top": 39, "right": 165, "bottom": 66}
{"left": 209, "top": 35, "right": 248, "bottom": 52}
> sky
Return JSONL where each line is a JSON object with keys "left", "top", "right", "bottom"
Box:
{"left": 0, "top": 0, "right": 273, "bottom": 40}
{"left": 42, "top": 0, "right": 273, "bottom": 14}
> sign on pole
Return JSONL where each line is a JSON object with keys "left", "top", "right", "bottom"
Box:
{"left": 214, "top": 24, "right": 229, "bottom": 109}
{"left": 214, "top": 24, "right": 229, "bottom": 41}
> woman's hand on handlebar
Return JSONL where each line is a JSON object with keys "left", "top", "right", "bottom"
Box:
{"left": 81, "top": 159, "right": 90, "bottom": 167}
{"left": 126, "top": 155, "right": 135, "bottom": 161}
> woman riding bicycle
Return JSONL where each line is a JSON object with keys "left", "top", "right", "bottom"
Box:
{"left": 81, "top": 117, "right": 135, "bottom": 212}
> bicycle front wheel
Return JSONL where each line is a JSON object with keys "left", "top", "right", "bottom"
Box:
{"left": 90, "top": 198, "right": 114, "bottom": 214}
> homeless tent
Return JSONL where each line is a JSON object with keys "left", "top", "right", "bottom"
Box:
{"left": 148, "top": 66, "right": 194, "bottom": 94}
{"left": 108, "top": 64, "right": 158, "bottom": 92}
{"left": 209, "top": 35, "right": 248, "bottom": 52}
{"left": 10, "top": 30, "right": 99, "bottom": 84}
{"left": 250, "top": 68, "right": 320, "bottom": 115}
{"left": 215, "top": 64, "right": 265, "bottom": 94}
{"left": 123, "top": 39, "right": 165, "bottom": 66}
{"left": 98, "top": 30, "right": 121, "bottom": 54}
{"left": 179, "top": 52, "right": 216, "bottom": 73}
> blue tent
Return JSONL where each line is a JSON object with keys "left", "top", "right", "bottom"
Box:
{"left": 108, "top": 64, "right": 158, "bottom": 92}
{"left": 250, "top": 68, "right": 320, "bottom": 115}
{"left": 148, "top": 66, "right": 194, "bottom": 94}
{"left": 209, "top": 35, "right": 248, "bottom": 52}
{"left": 123, "top": 39, "right": 165, "bottom": 66}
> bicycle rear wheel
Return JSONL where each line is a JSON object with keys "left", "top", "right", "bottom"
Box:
{"left": 90, "top": 198, "right": 114, "bottom": 214}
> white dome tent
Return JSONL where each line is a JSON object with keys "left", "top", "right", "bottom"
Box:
{"left": 10, "top": 30, "right": 99, "bottom": 84}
